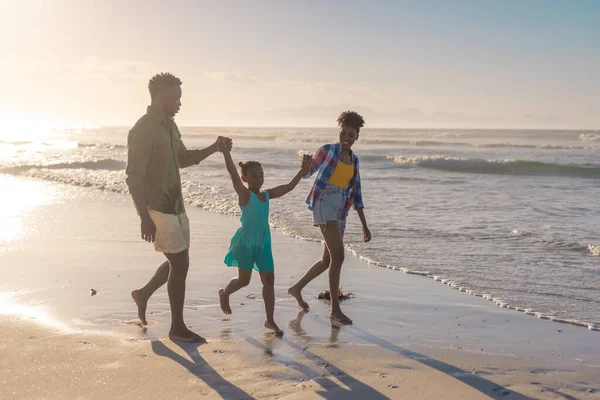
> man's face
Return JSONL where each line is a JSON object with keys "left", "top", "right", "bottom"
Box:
{"left": 159, "top": 85, "right": 182, "bottom": 118}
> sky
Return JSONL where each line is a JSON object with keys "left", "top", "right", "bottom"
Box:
{"left": 1, "top": 0, "right": 599, "bottom": 129}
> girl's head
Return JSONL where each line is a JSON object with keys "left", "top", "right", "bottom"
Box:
{"left": 239, "top": 161, "right": 264, "bottom": 189}
{"left": 337, "top": 110, "right": 365, "bottom": 151}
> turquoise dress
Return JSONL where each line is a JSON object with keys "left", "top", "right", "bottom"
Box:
{"left": 224, "top": 191, "right": 274, "bottom": 272}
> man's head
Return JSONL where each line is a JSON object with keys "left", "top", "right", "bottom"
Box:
{"left": 337, "top": 110, "right": 365, "bottom": 151}
{"left": 148, "top": 73, "right": 182, "bottom": 118}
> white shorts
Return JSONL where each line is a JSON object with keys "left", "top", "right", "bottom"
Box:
{"left": 148, "top": 209, "right": 190, "bottom": 254}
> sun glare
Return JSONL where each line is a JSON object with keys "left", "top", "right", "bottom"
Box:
{"left": 0, "top": 291, "right": 67, "bottom": 330}
{"left": 0, "top": 112, "right": 59, "bottom": 142}
{"left": 0, "top": 176, "right": 56, "bottom": 245}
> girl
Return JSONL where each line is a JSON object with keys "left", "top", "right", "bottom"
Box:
{"left": 288, "top": 111, "right": 371, "bottom": 325}
{"left": 218, "top": 148, "right": 311, "bottom": 335}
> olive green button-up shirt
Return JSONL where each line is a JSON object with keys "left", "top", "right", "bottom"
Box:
{"left": 125, "top": 106, "right": 199, "bottom": 215}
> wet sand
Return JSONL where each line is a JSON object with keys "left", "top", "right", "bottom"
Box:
{"left": 1, "top": 176, "right": 599, "bottom": 399}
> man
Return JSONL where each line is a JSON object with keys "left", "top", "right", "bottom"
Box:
{"left": 126, "top": 72, "right": 231, "bottom": 342}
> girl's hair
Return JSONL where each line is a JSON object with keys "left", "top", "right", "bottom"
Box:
{"left": 337, "top": 110, "right": 365, "bottom": 133}
{"left": 238, "top": 161, "right": 262, "bottom": 176}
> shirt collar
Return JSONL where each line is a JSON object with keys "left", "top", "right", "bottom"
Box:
{"left": 334, "top": 142, "right": 354, "bottom": 159}
{"left": 146, "top": 106, "right": 171, "bottom": 125}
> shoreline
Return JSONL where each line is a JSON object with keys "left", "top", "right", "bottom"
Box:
{"left": 352, "top": 247, "right": 600, "bottom": 332}
{"left": 5, "top": 171, "right": 599, "bottom": 332}
{"left": 1, "top": 175, "right": 600, "bottom": 399}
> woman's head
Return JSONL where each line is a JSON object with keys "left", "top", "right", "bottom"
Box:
{"left": 239, "top": 161, "right": 264, "bottom": 189}
{"left": 337, "top": 111, "right": 365, "bottom": 151}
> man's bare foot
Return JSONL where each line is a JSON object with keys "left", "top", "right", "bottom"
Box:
{"left": 131, "top": 290, "right": 148, "bottom": 325}
{"left": 288, "top": 286, "right": 309, "bottom": 311}
{"left": 330, "top": 311, "right": 352, "bottom": 325}
{"left": 219, "top": 289, "right": 232, "bottom": 314}
{"left": 265, "top": 320, "right": 284, "bottom": 336}
{"left": 169, "top": 327, "right": 207, "bottom": 343}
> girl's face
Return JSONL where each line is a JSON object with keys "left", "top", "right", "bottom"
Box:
{"left": 339, "top": 125, "right": 358, "bottom": 151}
{"left": 242, "top": 165, "right": 264, "bottom": 190}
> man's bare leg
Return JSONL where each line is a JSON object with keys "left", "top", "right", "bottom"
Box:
{"left": 288, "top": 244, "right": 331, "bottom": 310}
{"left": 131, "top": 260, "right": 170, "bottom": 325}
{"left": 164, "top": 250, "right": 205, "bottom": 342}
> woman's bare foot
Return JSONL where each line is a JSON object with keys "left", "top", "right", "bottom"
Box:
{"left": 330, "top": 310, "right": 352, "bottom": 325}
{"left": 131, "top": 290, "right": 148, "bottom": 325}
{"left": 265, "top": 320, "right": 284, "bottom": 336}
{"left": 219, "top": 289, "right": 232, "bottom": 314}
{"left": 169, "top": 327, "right": 207, "bottom": 343}
{"left": 288, "top": 286, "right": 309, "bottom": 311}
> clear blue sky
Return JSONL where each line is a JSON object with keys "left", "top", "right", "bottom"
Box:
{"left": 1, "top": 0, "right": 598, "bottom": 128}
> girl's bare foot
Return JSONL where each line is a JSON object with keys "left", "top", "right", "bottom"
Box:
{"left": 288, "top": 286, "right": 309, "bottom": 311}
{"left": 131, "top": 290, "right": 148, "bottom": 325}
{"left": 169, "top": 327, "right": 207, "bottom": 343}
{"left": 219, "top": 289, "right": 232, "bottom": 314}
{"left": 265, "top": 320, "right": 284, "bottom": 336}
{"left": 330, "top": 311, "right": 352, "bottom": 325}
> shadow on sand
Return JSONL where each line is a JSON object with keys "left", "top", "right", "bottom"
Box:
{"left": 149, "top": 336, "right": 255, "bottom": 400}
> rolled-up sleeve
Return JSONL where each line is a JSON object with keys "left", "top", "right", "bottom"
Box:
{"left": 125, "top": 127, "right": 152, "bottom": 195}
{"left": 177, "top": 138, "right": 199, "bottom": 168}
{"left": 303, "top": 145, "right": 328, "bottom": 179}
{"left": 353, "top": 160, "right": 365, "bottom": 210}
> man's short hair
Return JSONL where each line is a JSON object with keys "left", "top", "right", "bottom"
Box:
{"left": 148, "top": 73, "right": 182, "bottom": 98}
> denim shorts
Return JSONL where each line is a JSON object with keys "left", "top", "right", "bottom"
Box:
{"left": 312, "top": 184, "right": 347, "bottom": 233}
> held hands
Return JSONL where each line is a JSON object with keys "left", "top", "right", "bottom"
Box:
{"left": 301, "top": 154, "right": 312, "bottom": 175}
{"left": 215, "top": 136, "right": 233, "bottom": 153}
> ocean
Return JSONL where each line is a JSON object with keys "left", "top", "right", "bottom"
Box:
{"left": 1, "top": 126, "right": 598, "bottom": 328}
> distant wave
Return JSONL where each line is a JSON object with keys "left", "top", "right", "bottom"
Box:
{"left": 78, "top": 142, "right": 126, "bottom": 149}
{"left": 588, "top": 245, "right": 600, "bottom": 256}
{"left": 0, "top": 140, "right": 126, "bottom": 150}
{"left": 0, "top": 158, "right": 126, "bottom": 173}
{"left": 360, "top": 139, "right": 597, "bottom": 150}
{"left": 387, "top": 155, "right": 600, "bottom": 178}
{"left": 579, "top": 133, "right": 600, "bottom": 143}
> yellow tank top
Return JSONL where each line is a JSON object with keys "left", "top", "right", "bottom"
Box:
{"left": 328, "top": 160, "right": 354, "bottom": 189}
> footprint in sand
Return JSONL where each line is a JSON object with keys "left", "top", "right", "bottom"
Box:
{"left": 125, "top": 319, "right": 158, "bottom": 328}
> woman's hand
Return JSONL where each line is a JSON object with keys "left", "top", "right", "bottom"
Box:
{"left": 363, "top": 226, "right": 372, "bottom": 243}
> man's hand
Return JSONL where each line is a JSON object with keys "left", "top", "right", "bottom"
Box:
{"left": 363, "top": 226, "right": 372, "bottom": 243}
{"left": 215, "top": 136, "right": 233, "bottom": 153}
{"left": 301, "top": 154, "right": 312, "bottom": 175}
{"left": 141, "top": 215, "right": 156, "bottom": 243}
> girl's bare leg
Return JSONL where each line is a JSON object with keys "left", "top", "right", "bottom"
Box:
{"left": 260, "top": 272, "right": 283, "bottom": 335}
{"left": 219, "top": 269, "right": 252, "bottom": 314}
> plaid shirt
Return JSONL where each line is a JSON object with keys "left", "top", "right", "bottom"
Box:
{"left": 304, "top": 143, "right": 364, "bottom": 216}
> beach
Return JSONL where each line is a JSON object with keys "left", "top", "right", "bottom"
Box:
{"left": 1, "top": 175, "right": 599, "bottom": 399}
